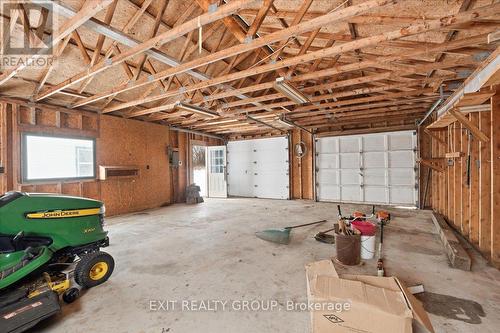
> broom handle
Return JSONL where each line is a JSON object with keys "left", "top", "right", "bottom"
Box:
{"left": 287, "top": 220, "right": 327, "bottom": 229}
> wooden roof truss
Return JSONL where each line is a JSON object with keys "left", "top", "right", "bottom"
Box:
{"left": 0, "top": 0, "right": 499, "bottom": 139}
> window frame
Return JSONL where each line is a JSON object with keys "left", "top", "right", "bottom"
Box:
{"left": 21, "top": 132, "right": 97, "bottom": 183}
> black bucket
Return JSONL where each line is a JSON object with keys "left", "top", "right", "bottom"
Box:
{"left": 334, "top": 233, "right": 361, "bottom": 265}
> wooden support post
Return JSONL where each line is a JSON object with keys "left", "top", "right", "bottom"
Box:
{"left": 431, "top": 132, "right": 437, "bottom": 209}
{"left": 441, "top": 130, "right": 448, "bottom": 215}
{"left": 436, "top": 130, "right": 442, "bottom": 211}
{"left": 303, "top": 130, "right": 313, "bottom": 200}
{"left": 490, "top": 88, "right": 500, "bottom": 267}
{"left": 291, "top": 129, "right": 300, "bottom": 199}
{"left": 461, "top": 123, "right": 470, "bottom": 237}
{"left": 436, "top": 130, "right": 441, "bottom": 213}
{"left": 447, "top": 125, "right": 453, "bottom": 220}
{"left": 479, "top": 110, "right": 491, "bottom": 255}
{"left": 11, "top": 104, "right": 19, "bottom": 190}
{"left": 469, "top": 113, "right": 480, "bottom": 245}
{"left": 299, "top": 130, "right": 303, "bottom": 200}
{"left": 454, "top": 122, "right": 462, "bottom": 230}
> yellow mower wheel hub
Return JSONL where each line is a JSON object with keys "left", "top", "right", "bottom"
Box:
{"left": 89, "top": 262, "right": 109, "bottom": 281}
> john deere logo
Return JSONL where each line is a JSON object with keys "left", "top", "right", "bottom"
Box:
{"left": 324, "top": 314, "right": 344, "bottom": 324}
{"left": 26, "top": 208, "right": 101, "bottom": 219}
{"left": 41, "top": 211, "right": 80, "bottom": 218}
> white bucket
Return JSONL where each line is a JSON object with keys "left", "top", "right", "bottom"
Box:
{"left": 360, "top": 235, "right": 376, "bottom": 260}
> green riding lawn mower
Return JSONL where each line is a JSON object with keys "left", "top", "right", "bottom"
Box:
{"left": 0, "top": 191, "right": 115, "bottom": 333}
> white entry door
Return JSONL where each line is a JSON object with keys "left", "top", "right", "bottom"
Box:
{"left": 316, "top": 131, "right": 417, "bottom": 206}
{"left": 207, "top": 146, "right": 227, "bottom": 198}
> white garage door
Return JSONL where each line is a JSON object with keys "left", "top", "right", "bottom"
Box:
{"left": 316, "top": 131, "right": 417, "bottom": 206}
{"left": 227, "top": 137, "right": 289, "bottom": 199}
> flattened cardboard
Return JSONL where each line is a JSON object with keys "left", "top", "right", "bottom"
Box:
{"left": 305, "top": 260, "right": 434, "bottom": 333}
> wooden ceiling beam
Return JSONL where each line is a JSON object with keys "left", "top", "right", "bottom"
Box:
{"left": 289, "top": 97, "right": 437, "bottom": 120}
{"left": 195, "top": 0, "right": 292, "bottom": 86}
{"left": 315, "top": 123, "right": 417, "bottom": 137}
{"left": 32, "top": 36, "right": 72, "bottom": 96}
{"left": 296, "top": 106, "right": 428, "bottom": 125}
{"left": 95, "top": 4, "right": 498, "bottom": 113}
{"left": 240, "top": 9, "right": 441, "bottom": 25}
{"left": 183, "top": 21, "right": 224, "bottom": 60}
{"left": 230, "top": 77, "right": 445, "bottom": 114}
{"left": 77, "top": 0, "right": 119, "bottom": 93}
{"left": 246, "top": 0, "right": 275, "bottom": 38}
{"left": 192, "top": 99, "right": 433, "bottom": 131}
{"left": 272, "top": 89, "right": 435, "bottom": 116}
{"left": 252, "top": 0, "right": 317, "bottom": 86}
{"left": 264, "top": 0, "right": 314, "bottom": 60}
{"left": 303, "top": 112, "right": 425, "bottom": 129}
{"left": 35, "top": 0, "right": 259, "bottom": 101}
{"left": 220, "top": 73, "right": 451, "bottom": 109}
{"left": 238, "top": 67, "right": 455, "bottom": 108}
{"left": 258, "top": 26, "right": 353, "bottom": 42}
{"left": 132, "top": 0, "right": 169, "bottom": 81}
{"left": 73, "top": 0, "right": 393, "bottom": 109}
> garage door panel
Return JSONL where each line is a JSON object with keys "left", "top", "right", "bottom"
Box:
{"left": 227, "top": 137, "right": 289, "bottom": 200}
{"left": 228, "top": 153, "right": 253, "bottom": 168}
{"left": 317, "top": 169, "right": 339, "bottom": 185}
{"left": 254, "top": 162, "right": 288, "bottom": 173}
{"left": 389, "top": 169, "right": 414, "bottom": 186}
{"left": 364, "top": 169, "right": 386, "bottom": 186}
{"left": 340, "top": 153, "right": 359, "bottom": 168}
{"left": 340, "top": 170, "right": 360, "bottom": 185}
{"left": 341, "top": 186, "right": 361, "bottom": 201}
{"left": 316, "top": 130, "right": 417, "bottom": 206}
{"left": 390, "top": 187, "right": 415, "bottom": 205}
{"left": 227, "top": 172, "right": 254, "bottom": 197}
{"left": 389, "top": 133, "right": 414, "bottom": 150}
{"left": 340, "top": 137, "right": 359, "bottom": 153}
{"left": 363, "top": 136, "right": 385, "bottom": 152}
{"left": 316, "top": 137, "right": 338, "bottom": 153}
{"left": 363, "top": 152, "right": 385, "bottom": 168}
{"left": 255, "top": 177, "right": 289, "bottom": 199}
{"left": 317, "top": 154, "right": 338, "bottom": 169}
{"left": 389, "top": 151, "right": 414, "bottom": 167}
{"left": 364, "top": 186, "right": 388, "bottom": 203}
{"left": 317, "top": 184, "right": 340, "bottom": 201}
{"left": 254, "top": 137, "right": 287, "bottom": 151}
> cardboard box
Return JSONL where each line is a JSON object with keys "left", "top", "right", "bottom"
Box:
{"left": 305, "top": 260, "right": 434, "bottom": 333}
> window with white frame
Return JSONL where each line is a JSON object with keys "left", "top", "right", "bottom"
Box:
{"left": 22, "top": 134, "right": 96, "bottom": 182}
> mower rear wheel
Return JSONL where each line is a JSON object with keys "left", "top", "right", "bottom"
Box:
{"left": 75, "top": 251, "right": 114, "bottom": 289}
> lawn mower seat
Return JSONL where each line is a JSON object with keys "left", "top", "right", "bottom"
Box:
{"left": 0, "top": 236, "right": 15, "bottom": 254}
{"left": 0, "top": 235, "right": 52, "bottom": 254}
{"left": 0, "top": 247, "right": 46, "bottom": 283}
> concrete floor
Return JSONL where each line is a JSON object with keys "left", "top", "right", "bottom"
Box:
{"left": 35, "top": 198, "right": 500, "bottom": 333}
